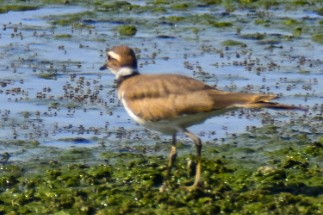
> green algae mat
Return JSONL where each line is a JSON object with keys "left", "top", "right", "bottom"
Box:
{"left": 1, "top": 127, "right": 322, "bottom": 214}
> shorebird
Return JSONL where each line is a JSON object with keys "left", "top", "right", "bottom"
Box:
{"left": 100, "top": 45, "right": 304, "bottom": 192}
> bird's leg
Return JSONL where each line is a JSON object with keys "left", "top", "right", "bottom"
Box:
{"left": 160, "top": 133, "right": 177, "bottom": 192}
{"left": 183, "top": 129, "right": 202, "bottom": 191}
{"left": 167, "top": 133, "right": 177, "bottom": 179}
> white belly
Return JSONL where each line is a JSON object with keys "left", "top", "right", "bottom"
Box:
{"left": 121, "top": 98, "right": 231, "bottom": 134}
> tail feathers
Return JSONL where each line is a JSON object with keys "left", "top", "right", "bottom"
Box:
{"left": 238, "top": 101, "right": 307, "bottom": 111}
{"left": 231, "top": 93, "right": 307, "bottom": 111}
{"left": 207, "top": 91, "right": 306, "bottom": 112}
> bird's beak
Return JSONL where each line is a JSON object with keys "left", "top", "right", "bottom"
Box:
{"left": 99, "top": 63, "right": 107, "bottom": 70}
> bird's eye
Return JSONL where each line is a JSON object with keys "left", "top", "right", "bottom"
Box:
{"left": 108, "top": 55, "right": 115, "bottom": 61}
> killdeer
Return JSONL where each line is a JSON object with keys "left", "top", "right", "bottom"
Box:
{"left": 100, "top": 45, "right": 305, "bottom": 192}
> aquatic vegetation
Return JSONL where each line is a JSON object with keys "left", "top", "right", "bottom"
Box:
{"left": 201, "top": 0, "right": 222, "bottom": 5}
{"left": 117, "top": 25, "right": 137, "bottom": 36}
{"left": 171, "top": 3, "right": 191, "bottom": 10}
{"left": 98, "top": 1, "right": 132, "bottom": 11}
{"left": 37, "top": 72, "right": 57, "bottom": 80}
{"left": 312, "top": 34, "right": 323, "bottom": 44}
{"left": 55, "top": 34, "right": 73, "bottom": 39}
{"left": 222, "top": 39, "right": 247, "bottom": 47}
{"left": 49, "top": 11, "right": 95, "bottom": 26}
{"left": 240, "top": 33, "right": 266, "bottom": 40}
{"left": 283, "top": 18, "right": 301, "bottom": 26}
{"left": 0, "top": 5, "right": 39, "bottom": 13}
{"left": 208, "top": 20, "right": 233, "bottom": 28}
{"left": 255, "top": 19, "right": 271, "bottom": 27}
{"left": 0, "top": 132, "right": 322, "bottom": 214}
{"left": 317, "top": 7, "right": 323, "bottom": 16}
{"left": 166, "top": 16, "right": 185, "bottom": 22}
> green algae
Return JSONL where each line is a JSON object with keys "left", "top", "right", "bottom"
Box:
{"left": 293, "top": 27, "right": 303, "bottom": 38}
{"left": 283, "top": 18, "right": 301, "bottom": 26}
{"left": 317, "top": 7, "right": 323, "bottom": 16}
{"left": 255, "top": 19, "right": 271, "bottom": 27}
{"left": 171, "top": 3, "right": 191, "bottom": 10}
{"left": 0, "top": 130, "right": 322, "bottom": 214}
{"left": 312, "top": 34, "right": 323, "bottom": 44}
{"left": 0, "top": 5, "right": 39, "bottom": 14}
{"left": 117, "top": 25, "right": 137, "bottom": 36}
{"left": 59, "top": 148, "right": 94, "bottom": 161}
{"left": 49, "top": 11, "right": 94, "bottom": 26}
{"left": 167, "top": 16, "right": 185, "bottom": 23}
{"left": 55, "top": 34, "right": 73, "bottom": 39}
{"left": 201, "top": 0, "right": 222, "bottom": 5}
{"left": 98, "top": 1, "right": 132, "bottom": 11}
{"left": 208, "top": 20, "right": 233, "bottom": 28}
{"left": 37, "top": 72, "right": 57, "bottom": 80}
{"left": 222, "top": 39, "right": 247, "bottom": 47}
{"left": 49, "top": 101, "right": 60, "bottom": 108}
{"left": 240, "top": 33, "right": 266, "bottom": 40}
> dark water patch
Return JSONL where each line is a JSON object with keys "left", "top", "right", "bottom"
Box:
{"left": 156, "top": 35, "right": 176, "bottom": 39}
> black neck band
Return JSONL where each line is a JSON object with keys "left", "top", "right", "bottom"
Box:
{"left": 116, "top": 71, "right": 140, "bottom": 87}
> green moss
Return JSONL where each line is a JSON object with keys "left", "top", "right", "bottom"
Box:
{"left": 208, "top": 20, "right": 233, "bottom": 28}
{"left": 222, "top": 39, "right": 247, "bottom": 47}
{"left": 255, "top": 19, "right": 271, "bottom": 26}
{"left": 66, "top": 102, "right": 79, "bottom": 109}
{"left": 293, "top": 27, "right": 303, "bottom": 37}
{"left": 117, "top": 25, "right": 137, "bottom": 36}
{"left": 154, "top": 0, "right": 170, "bottom": 4}
{"left": 172, "top": 3, "right": 190, "bottom": 10}
{"left": 49, "top": 102, "right": 60, "bottom": 109}
{"left": 317, "top": 7, "right": 323, "bottom": 16}
{"left": 0, "top": 5, "right": 39, "bottom": 14}
{"left": 100, "top": 1, "right": 131, "bottom": 11}
{"left": 201, "top": 0, "right": 222, "bottom": 5}
{"left": 54, "top": 34, "right": 72, "bottom": 39}
{"left": 259, "top": 0, "right": 280, "bottom": 9}
{"left": 283, "top": 18, "right": 300, "bottom": 26}
{"left": 167, "top": 16, "right": 185, "bottom": 22}
{"left": 292, "top": 0, "right": 311, "bottom": 6}
{"left": 240, "top": 0, "right": 258, "bottom": 4}
{"left": 312, "top": 34, "right": 323, "bottom": 44}
{"left": 240, "top": 32, "right": 266, "bottom": 40}
{"left": 59, "top": 148, "right": 93, "bottom": 161}
{"left": 37, "top": 72, "right": 57, "bottom": 80}
{"left": 50, "top": 11, "right": 94, "bottom": 26}
{"left": 0, "top": 139, "right": 322, "bottom": 214}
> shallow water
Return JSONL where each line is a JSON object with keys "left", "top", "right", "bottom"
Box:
{"left": 0, "top": 3, "right": 322, "bottom": 161}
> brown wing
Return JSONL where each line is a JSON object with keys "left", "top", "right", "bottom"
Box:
{"left": 119, "top": 74, "right": 214, "bottom": 99}
{"left": 120, "top": 74, "right": 304, "bottom": 121}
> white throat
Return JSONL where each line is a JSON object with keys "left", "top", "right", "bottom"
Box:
{"left": 110, "top": 67, "right": 138, "bottom": 80}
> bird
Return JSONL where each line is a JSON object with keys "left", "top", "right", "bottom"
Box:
{"left": 100, "top": 45, "right": 305, "bottom": 192}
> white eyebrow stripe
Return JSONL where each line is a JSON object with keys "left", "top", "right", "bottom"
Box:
{"left": 107, "top": 51, "right": 121, "bottom": 61}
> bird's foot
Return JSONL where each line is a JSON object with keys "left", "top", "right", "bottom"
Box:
{"left": 181, "top": 181, "right": 203, "bottom": 192}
